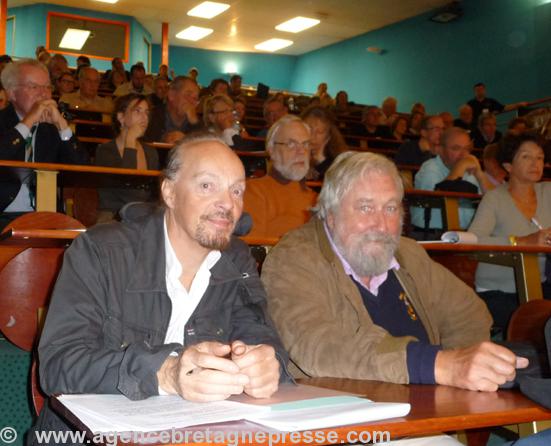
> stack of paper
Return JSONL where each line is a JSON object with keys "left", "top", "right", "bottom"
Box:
{"left": 58, "top": 394, "right": 270, "bottom": 433}
{"left": 57, "top": 384, "right": 410, "bottom": 434}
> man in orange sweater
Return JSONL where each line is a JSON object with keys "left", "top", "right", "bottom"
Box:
{"left": 244, "top": 115, "right": 318, "bottom": 238}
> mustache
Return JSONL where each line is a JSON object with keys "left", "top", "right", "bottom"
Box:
{"left": 200, "top": 210, "right": 235, "bottom": 224}
{"left": 358, "top": 231, "right": 399, "bottom": 245}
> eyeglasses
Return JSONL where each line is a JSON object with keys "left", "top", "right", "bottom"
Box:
{"left": 17, "top": 82, "right": 53, "bottom": 92}
{"left": 426, "top": 126, "right": 445, "bottom": 131}
{"left": 274, "top": 139, "right": 311, "bottom": 151}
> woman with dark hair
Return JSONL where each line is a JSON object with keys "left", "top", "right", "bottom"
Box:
{"left": 333, "top": 90, "right": 351, "bottom": 116}
{"left": 391, "top": 116, "right": 408, "bottom": 142}
{"left": 301, "top": 105, "right": 347, "bottom": 179}
{"left": 94, "top": 94, "right": 159, "bottom": 222}
{"left": 469, "top": 132, "right": 551, "bottom": 333}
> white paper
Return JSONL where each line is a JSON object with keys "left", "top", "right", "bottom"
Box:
{"left": 58, "top": 394, "right": 270, "bottom": 433}
{"left": 417, "top": 231, "right": 478, "bottom": 244}
{"left": 248, "top": 397, "right": 410, "bottom": 431}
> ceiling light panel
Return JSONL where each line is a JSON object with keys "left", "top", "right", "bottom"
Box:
{"left": 275, "top": 16, "right": 320, "bottom": 33}
{"left": 176, "top": 26, "right": 214, "bottom": 41}
{"left": 187, "top": 1, "right": 230, "bottom": 19}
{"left": 254, "top": 38, "right": 293, "bottom": 52}
{"left": 59, "top": 29, "right": 91, "bottom": 50}
{"left": 95, "top": 0, "right": 118, "bottom": 3}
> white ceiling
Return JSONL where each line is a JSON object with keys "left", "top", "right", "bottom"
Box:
{"left": 9, "top": 0, "right": 450, "bottom": 55}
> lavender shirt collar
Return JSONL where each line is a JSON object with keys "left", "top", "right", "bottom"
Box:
{"left": 323, "top": 221, "right": 399, "bottom": 296}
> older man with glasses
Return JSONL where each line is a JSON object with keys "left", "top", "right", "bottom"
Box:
{"left": 0, "top": 59, "right": 88, "bottom": 225}
{"left": 243, "top": 115, "right": 318, "bottom": 238}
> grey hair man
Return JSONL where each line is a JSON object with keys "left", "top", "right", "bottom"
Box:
{"left": 262, "top": 151, "right": 526, "bottom": 443}
{"left": 33, "top": 133, "right": 289, "bottom": 444}
{"left": 243, "top": 115, "right": 317, "bottom": 238}
{"left": 144, "top": 75, "right": 202, "bottom": 143}
{"left": 256, "top": 96, "right": 288, "bottom": 138}
{"left": 60, "top": 66, "right": 113, "bottom": 113}
{"left": 0, "top": 59, "right": 88, "bottom": 216}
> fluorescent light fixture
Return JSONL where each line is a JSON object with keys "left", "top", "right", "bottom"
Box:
{"left": 254, "top": 38, "right": 293, "bottom": 52}
{"left": 275, "top": 16, "right": 320, "bottom": 33}
{"left": 95, "top": 0, "right": 118, "bottom": 3}
{"left": 59, "top": 28, "right": 91, "bottom": 50}
{"left": 187, "top": 1, "right": 230, "bottom": 19}
{"left": 176, "top": 26, "right": 213, "bottom": 41}
{"left": 224, "top": 62, "right": 237, "bottom": 73}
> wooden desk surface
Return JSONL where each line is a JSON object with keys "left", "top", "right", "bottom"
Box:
{"left": 422, "top": 242, "right": 551, "bottom": 254}
{"left": 300, "top": 378, "right": 551, "bottom": 439}
{"left": 52, "top": 379, "right": 551, "bottom": 445}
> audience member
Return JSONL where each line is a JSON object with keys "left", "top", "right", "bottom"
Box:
{"left": 301, "top": 106, "right": 347, "bottom": 180}
{"left": 262, "top": 152, "right": 525, "bottom": 419}
{"left": 439, "top": 111, "right": 454, "bottom": 129}
{"left": 391, "top": 116, "right": 408, "bottom": 142}
{"left": 47, "top": 54, "right": 68, "bottom": 85}
{"left": 507, "top": 117, "right": 529, "bottom": 135}
{"left": 54, "top": 71, "right": 75, "bottom": 96}
{"left": 333, "top": 90, "right": 351, "bottom": 116}
{"left": 104, "top": 57, "right": 129, "bottom": 88}
{"left": 158, "top": 63, "right": 173, "bottom": 81}
{"left": 35, "top": 45, "right": 46, "bottom": 59}
{"left": 209, "top": 78, "right": 230, "bottom": 96}
{"left": 472, "top": 113, "right": 502, "bottom": 149}
{"left": 94, "top": 94, "right": 159, "bottom": 222}
{"left": 229, "top": 74, "right": 242, "bottom": 98}
{"left": 33, "top": 133, "right": 288, "bottom": 439}
{"left": 110, "top": 69, "right": 127, "bottom": 90}
{"left": 410, "top": 102, "right": 426, "bottom": 115}
{"left": 359, "top": 106, "right": 392, "bottom": 138}
{"left": 0, "top": 59, "right": 88, "bottom": 222}
{"left": 467, "top": 82, "right": 527, "bottom": 124}
{"left": 256, "top": 96, "right": 288, "bottom": 137}
{"left": 60, "top": 66, "right": 112, "bottom": 113}
{"left": 469, "top": 132, "right": 551, "bottom": 332}
{"left": 148, "top": 76, "right": 169, "bottom": 107}
{"left": 0, "top": 54, "right": 12, "bottom": 73}
{"left": 203, "top": 94, "right": 242, "bottom": 146}
{"left": 233, "top": 96, "right": 247, "bottom": 123}
{"left": 76, "top": 55, "right": 91, "bottom": 68}
{"left": 453, "top": 104, "right": 474, "bottom": 132}
{"left": 408, "top": 111, "right": 424, "bottom": 136}
{"left": 243, "top": 115, "right": 317, "bottom": 238}
{"left": 380, "top": 96, "right": 398, "bottom": 125}
{"left": 114, "top": 64, "right": 153, "bottom": 96}
{"left": 145, "top": 75, "right": 202, "bottom": 143}
{"left": 412, "top": 127, "right": 494, "bottom": 234}
{"left": 394, "top": 115, "right": 443, "bottom": 167}
{"left": 314, "top": 82, "right": 333, "bottom": 107}
{"left": 37, "top": 50, "right": 51, "bottom": 66}
{"left": 188, "top": 67, "right": 199, "bottom": 83}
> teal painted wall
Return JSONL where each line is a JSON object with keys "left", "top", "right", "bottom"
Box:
{"left": 151, "top": 44, "right": 297, "bottom": 90}
{"left": 290, "top": 0, "right": 551, "bottom": 114}
{"left": 6, "top": 3, "right": 151, "bottom": 72}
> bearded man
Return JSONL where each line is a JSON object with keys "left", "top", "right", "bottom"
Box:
{"left": 261, "top": 152, "right": 527, "bottom": 434}
{"left": 243, "top": 115, "right": 318, "bottom": 238}
{"left": 32, "top": 133, "right": 289, "bottom": 444}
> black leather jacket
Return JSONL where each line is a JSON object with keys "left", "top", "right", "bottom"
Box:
{"left": 39, "top": 205, "right": 289, "bottom": 401}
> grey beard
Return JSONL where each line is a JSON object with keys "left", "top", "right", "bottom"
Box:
{"left": 334, "top": 231, "right": 399, "bottom": 277}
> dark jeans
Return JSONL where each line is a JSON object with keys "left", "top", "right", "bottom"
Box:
{"left": 477, "top": 290, "right": 519, "bottom": 335}
{"left": 479, "top": 283, "right": 551, "bottom": 336}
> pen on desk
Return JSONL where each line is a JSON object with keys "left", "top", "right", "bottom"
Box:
{"left": 531, "top": 217, "right": 544, "bottom": 230}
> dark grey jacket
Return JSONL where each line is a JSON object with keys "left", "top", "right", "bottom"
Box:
{"left": 38, "top": 206, "right": 289, "bottom": 401}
